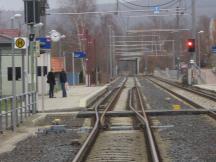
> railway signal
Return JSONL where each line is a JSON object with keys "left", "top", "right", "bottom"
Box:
{"left": 187, "top": 39, "right": 195, "bottom": 52}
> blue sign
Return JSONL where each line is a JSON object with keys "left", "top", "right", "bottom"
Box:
{"left": 74, "top": 51, "right": 86, "bottom": 58}
{"left": 154, "top": 6, "right": 160, "bottom": 14}
{"left": 36, "top": 37, "right": 51, "bottom": 49}
{"left": 212, "top": 46, "right": 216, "bottom": 53}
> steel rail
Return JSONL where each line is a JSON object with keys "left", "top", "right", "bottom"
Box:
{"left": 129, "top": 80, "right": 160, "bottom": 162}
{"left": 146, "top": 77, "right": 216, "bottom": 119}
{"left": 72, "top": 77, "right": 127, "bottom": 162}
{"left": 72, "top": 95, "right": 102, "bottom": 162}
{"left": 72, "top": 87, "right": 119, "bottom": 162}
{"left": 100, "top": 77, "right": 127, "bottom": 126}
{"left": 152, "top": 76, "right": 216, "bottom": 101}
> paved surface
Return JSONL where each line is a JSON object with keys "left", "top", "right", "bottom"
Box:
{"left": 38, "top": 85, "right": 103, "bottom": 112}
{"left": 200, "top": 69, "right": 216, "bottom": 84}
{"left": 194, "top": 84, "right": 216, "bottom": 92}
{"left": 0, "top": 85, "right": 102, "bottom": 156}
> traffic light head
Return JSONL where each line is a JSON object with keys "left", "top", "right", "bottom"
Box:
{"left": 187, "top": 39, "right": 195, "bottom": 52}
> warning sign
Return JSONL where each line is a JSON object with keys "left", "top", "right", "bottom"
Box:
{"left": 172, "top": 104, "right": 181, "bottom": 111}
{"left": 14, "top": 37, "right": 28, "bottom": 49}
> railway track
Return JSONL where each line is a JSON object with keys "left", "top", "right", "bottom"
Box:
{"left": 145, "top": 76, "right": 216, "bottom": 117}
{"left": 152, "top": 76, "right": 216, "bottom": 101}
{"left": 73, "top": 77, "right": 159, "bottom": 162}
{"left": 138, "top": 76, "right": 216, "bottom": 161}
{"left": 74, "top": 76, "right": 216, "bottom": 162}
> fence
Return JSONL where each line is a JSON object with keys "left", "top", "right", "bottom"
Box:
{"left": 0, "top": 91, "right": 37, "bottom": 133}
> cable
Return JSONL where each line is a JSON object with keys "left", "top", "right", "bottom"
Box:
{"left": 119, "top": 0, "right": 138, "bottom": 10}
{"left": 121, "top": 0, "right": 179, "bottom": 8}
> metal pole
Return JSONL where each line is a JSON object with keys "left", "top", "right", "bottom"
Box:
{"left": 189, "top": 0, "right": 196, "bottom": 85}
{"left": 58, "top": 41, "right": 61, "bottom": 56}
{"left": 136, "top": 58, "right": 139, "bottom": 74}
{"left": 112, "top": 32, "right": 116, "bottom": 77}
{"left": 72, "top": 52, "right": 75, "bottom": 85}
{"left": 11, "top": 40, "right": 16, "bottom": 131}
{"left": 18, "top": 19, "right": 22, "bottom": 36}
{"left": 0, "top": 50, "right": 2, "bottom": 97}
{"left": 176, "top": 6, "right": 180, "bottom": 79}
{"left": 40, "top": 0, "right": 47, "bottom": 113}
{"left": 35, "top": 47, "right": 38, "bottom": 113}
{"left": 41, "top": 55, "right": 45, "bottom": 112}
{"left": 172, "top": 40, "right": 175, "bottom": 69}
{"left": 198, "top": 34, "right": 201, "bottom": 67}
{"left": 22, "top": 49, "right": 25, "bottom": 94}
{"left": 192, "top": 0, "right": 196, "bottom": 61}
{"left": 25, "top": 43, "right": 29, "bottom": 114}
{"left": 11, "top": 18, "right": 14, "bottom": 29}
{"left": 29, "top": 25, "right": 36, "bottom": 114}
{"left": 109, "top": 25, "right": 113, "bottom": 81}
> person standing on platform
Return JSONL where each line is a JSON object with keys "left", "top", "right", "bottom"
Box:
{"left": 47, "top": 68, "right": 56, "bottom": 98}
{"left": 59, "top": 69, "right": 67, "bottom": 97}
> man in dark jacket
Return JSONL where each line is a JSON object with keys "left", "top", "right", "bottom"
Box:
{"left": 47, "top": 68, "right": 56, "bottom": 98}
{"left": 59, "top": 69, "right": 67, "bottom": 97}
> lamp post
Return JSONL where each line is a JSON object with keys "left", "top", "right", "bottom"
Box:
{"left": 10, "top": 13, "right": 21, "bottom": 131}
{"left": 10, "top": 14, "right": 22, "bottom": 29}
{"left": 198, "top": 30, "right": 204, "bottom": 68}
{"left": 108, "top": 25, "right": 113, "bottom": 81}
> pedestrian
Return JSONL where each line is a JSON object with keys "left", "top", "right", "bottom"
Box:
{"left": 59, "top": 69, "right": 67, "bottom": 97}
{"left": 47, "top": 68, "right": 56, "bottom": 98}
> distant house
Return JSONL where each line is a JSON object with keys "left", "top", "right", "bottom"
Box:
{"left": 0, "top": 29, "right": 23, "bottom": 97}
{"left": 0, "top": 29, "right": 51, "bottom": 97}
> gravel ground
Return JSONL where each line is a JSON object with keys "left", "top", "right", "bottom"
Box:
{"left": 0, "top": 115, "right": 87, "bottom": 162}
{"left": 139, "top": 78, "right": 216, "bottom": 161}
{"left": 139, "top": 78, "right": 192, "bottom": 110}
{"left": 108, "top": 77, "right": 125, "bottom": 91}
{"left": 152, "top": 115, "right": 216, "bottom": 161}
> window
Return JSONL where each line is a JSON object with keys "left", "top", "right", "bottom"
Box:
{"left": 7, "top": 67, "right": 21, "bottom": 81}
{"left": 37, "top": 66, "right": 48, "bottom": 76}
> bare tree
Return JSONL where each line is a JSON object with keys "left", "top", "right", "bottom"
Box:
{"left": 197, "top": 15, "right": 211, "bottom": 67}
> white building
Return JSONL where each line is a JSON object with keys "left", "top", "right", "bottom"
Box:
{"left": 0, "top": 29, "right": 51, "bottom": 97}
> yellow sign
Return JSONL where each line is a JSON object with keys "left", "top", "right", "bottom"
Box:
{"left": 14, "top": 37, "right": 28, "bottom": 49}
{"left": 172, "top": 104, "right": 181, "bottom": 111}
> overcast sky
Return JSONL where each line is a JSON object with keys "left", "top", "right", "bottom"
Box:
{"left": 0, "top": 0, "right": 115, "bottom": 10}
{"left": 0, "top": 0, "right": 215, "bottom": 11}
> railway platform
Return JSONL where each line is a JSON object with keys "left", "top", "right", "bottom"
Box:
{"left": 194, "top": 84, "right": 216, "bottom": 92}
{"left": 0, "top": 84, "right": 106, "bottom": 155}
{"left": 37, "top": 85, "right": 105, "bottom": 112}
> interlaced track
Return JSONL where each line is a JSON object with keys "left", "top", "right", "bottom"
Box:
{"left": 73, "top": 77, "right": 159, "bottom": 162}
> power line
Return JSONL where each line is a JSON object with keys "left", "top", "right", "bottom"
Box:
{"left": 119, "top": 0, "right": 137, "bottom": 10}
{"left": 121, "top": 0, "right": 179, "bottom": 8}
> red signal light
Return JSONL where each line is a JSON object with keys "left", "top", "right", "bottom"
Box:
{"left": 188, "top": 41, "right": 193, "bottom": 46}
{"left": 187, "top": 39, "right": 195, "bottom": 52}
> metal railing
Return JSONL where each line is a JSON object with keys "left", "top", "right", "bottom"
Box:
{"left": 0, "top": 91, "right": 37, "bottom": 133}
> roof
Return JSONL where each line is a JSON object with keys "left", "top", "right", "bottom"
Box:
{"left": 0, "top": 29, "right": 20, "bottom": 38}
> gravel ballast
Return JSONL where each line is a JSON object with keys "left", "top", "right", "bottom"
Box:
{"left": 139, "top": 77, "right": 216, "bottom": 161}
{"left": 0, "top": 115, "right": 88, "bottom": 162}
